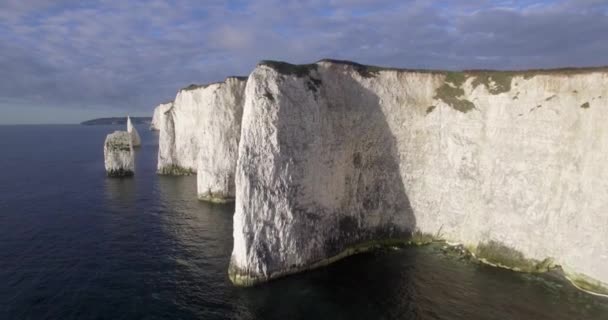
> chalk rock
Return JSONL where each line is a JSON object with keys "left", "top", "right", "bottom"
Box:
{"left": 157, "top": 77, "right": 247, "bottom": 186}
{"left": 196, "top": 78, "right": 246, "bottom": 202}
{"left": 127, "top": 116, "right": 141, "bottom": 147}
{"left": 150, "top": 102, "right": 173, "bottom": 131}
{"left": 104, "top": 131, "right": 134, "bottom": 177}
{"left": 230, "top": 60, "right": 608, "bottom": 288}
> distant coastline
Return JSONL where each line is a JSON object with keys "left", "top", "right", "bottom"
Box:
{"left": 81, "top": 117, "right": 152, "bottom": 125}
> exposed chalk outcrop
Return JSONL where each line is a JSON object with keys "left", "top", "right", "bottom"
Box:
{"left": 157, "top": 77, "right": 247, "bottom": 203}
{"left": 196, "top": 79, "right": 246, "bottom": 202}
{"left": 157, "top": 105, "right": 180, "bottom": 174}
{"left": 104, "top": 131, "right": 134, "bottom": 177}
{"left": 127, "top": 116, "right": 141, "bottom": 147}
{"left": 150, "top": 102, "right": 173, "bottom": 131}
{"left": 229, "top": 59, "right": 608, "bottom": 290}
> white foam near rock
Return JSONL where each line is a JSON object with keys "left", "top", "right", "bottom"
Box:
{"left": 229, "top": 60, "right": 608, "bottom": 289}
{"left": 104, "top": 130, "right": 134, "bottom": 177}
{"left": 156, "top": 77, "right": 247, "bottom": 203}
{"left": 127, "top": 116, "right": 141, "bottom": 147}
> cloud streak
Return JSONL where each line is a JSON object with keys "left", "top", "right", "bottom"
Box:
{"left": 0, "top": 0, "right": 607, "bottom": 123}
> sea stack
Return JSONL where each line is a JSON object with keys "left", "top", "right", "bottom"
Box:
{"left": 104, "top": 131, "right": 134, "bottom": 177}
{"left": 229, "top": 60, "right": 608, "bottom": 289}
{"left": 196, "top": 78, "right": 246, "bottom": 202}
{"left": 127, "top": 116, "right": 141, "bottom": 147}
{"left": 157, "top": 77, "right": 247, "bottom": 203}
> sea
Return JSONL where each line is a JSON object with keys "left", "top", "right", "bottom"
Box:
{"left": 0, "top": 124, "right": 607, "bottom": 319}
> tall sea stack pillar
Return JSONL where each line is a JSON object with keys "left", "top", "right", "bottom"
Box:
{"left": 229, "top": 61, "right": 415, "bottom": 285}
{"left": 196, "top": 77, "right": 247, "bottom": 202}
{"left": 156, "top": 77, "right": 247, "bottom": 179}
{"left": 127, "top": 116, "right": 141, "bottom": 147}
{"left": 104, "top": 131, "right": 135, "bottom": 177}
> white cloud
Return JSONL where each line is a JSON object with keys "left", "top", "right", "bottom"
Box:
{"left": 0, "top": 0, "right": 606, "bottom": 123}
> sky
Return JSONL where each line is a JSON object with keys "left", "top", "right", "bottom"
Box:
{"left": 1, "top": 0, "right": 607, "bottom": 124}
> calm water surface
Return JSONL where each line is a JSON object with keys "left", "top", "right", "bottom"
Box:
{"left": 0, "top": 125, "right": 607, "bottom": 319}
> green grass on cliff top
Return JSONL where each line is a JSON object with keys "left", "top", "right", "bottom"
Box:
{"left": 179, "top": 76, "right": 248, "bottom": 92}
{"left": 258, "top": 59, "right": 608, "bottom": 77}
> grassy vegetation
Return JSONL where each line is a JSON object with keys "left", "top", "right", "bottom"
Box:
{"left": 107, "top": 141, "right": 131, "bottom": 151}
{"left": 180, "top": 83, "right": 210, "bottom": 91}
{"left": 259, "top": 60, "right": 318, "bottom": 77}
{"left": 106, "top": 132, "right": 131, "bottom": 151}
{"left": 470, "top": 72, "right": 513, "bottom": 95}
{"left": 434, "top": 72, "right": 476, "bottom": 113}
{"left": 570, "top": 275, "right": 608, "bottom": 295}
{"left": 408, "top": 230, "right": 436, "bottom": 245}
{"left": 226, "top": 76, "right": 248, "bottom": 81}
{"left": 474, "top": 241, "right": 555, "bottom": 272}
{"left": 198, "top": 192, "right": 235, "bottom": 204}
{"left": 179, "top": 76, "right": 246, "bottom": 92}
{"left": 475, "top": 241, "right": 534, "bottom": 271}
{"left": 229, "top": 236, "right": 412, "bottom": 287}
{"left": 157, "top": 164, "right": 195, "bottom": 176}
{"left": 445, "top": 71, "right": 467, "bottom": 86}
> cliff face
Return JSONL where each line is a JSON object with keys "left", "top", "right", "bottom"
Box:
{"left": 157, "top": 77, "right": 247, "bottom": 201}
{"left": 157, "top": 105, "right": 177, "bottom": 174}
{"left": 196, "top": 79, "right": 246, "bottom": 202}
{"left": 230, "top": 60, "right": 608, "bottom": 287}
{"left": 150, "top": 102, "right": 173, "bottom": 131}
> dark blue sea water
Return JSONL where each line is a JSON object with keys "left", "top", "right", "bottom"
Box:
{"left": 0, "top": 125, "right": 607, "bottom": 320}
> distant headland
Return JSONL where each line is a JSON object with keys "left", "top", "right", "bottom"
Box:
{"left": 81, "top": 117, "right": 152, "bottom": 125}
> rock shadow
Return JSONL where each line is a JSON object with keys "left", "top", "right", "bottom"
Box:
{"left": 261, "top": 63, "right": 418, "bottom": 272}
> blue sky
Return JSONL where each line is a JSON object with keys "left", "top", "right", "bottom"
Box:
{"left": 1, "top": 0, "right": 607, "bottom": 124}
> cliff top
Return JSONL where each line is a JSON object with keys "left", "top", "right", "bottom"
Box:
{"left": 179, "top": 76, "right": 248, "bottom": 92}
{"left": 258, "top": 59, "right": 608, "bottom": 78}
{"left": 104, "top": 131, "right": 131, "bottom": 151}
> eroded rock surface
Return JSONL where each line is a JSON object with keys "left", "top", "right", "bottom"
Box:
{"left": 230, "top": 60, "right": 608, "bottom": 288}
{"left": 104, "top": 131, "right": 134, "bottom": 177}
{"left": 157, "top": 77, "right": 247, "bottom": 203}
{"left": 196, "top": 79, "right": 246, "bottom": 202}
{"left": 150, "top": 102, "right": 173, "bottom": 131}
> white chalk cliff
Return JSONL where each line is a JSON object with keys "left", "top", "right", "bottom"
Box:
{"left": 127, "top": 116, "right": 141, "bottom": 147}
{"left": 229, "top": 60, "right": 608, "bottom": 290}
{"left": 157, "top": 77, "right": 247, "bottom": 203}
{"left": 104, "top": 131, "right": 134, "bottom": 177}
{"left": 150, "top": 102, "right": 173, "bottom": 131}
{"left": 195, "top": 79, "right": 246, "bottom": 202}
